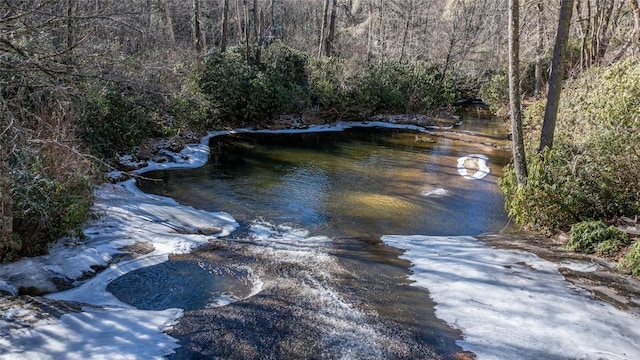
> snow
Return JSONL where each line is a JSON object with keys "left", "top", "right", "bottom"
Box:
{"left": 1, "top": 306, "right": 182, "bottom": 360}
{"left": 1, "top": 177, "right": 238, "bottom": 359}
{"left": 382, "top": 235, "right": 640, "bottom": 360}
{"left": 457, "top": 154, "right": 491, "bottom": 180}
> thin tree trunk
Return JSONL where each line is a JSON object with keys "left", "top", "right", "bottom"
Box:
{"left": 244, "top": 0, "right": 250, "bottom": 63}
{"left": 192, "top": 0, "right": 206, "bottom": 53}
{"left": 318, "top": 0, "right": 330, "bottom": 58}
{"left": 631, "top": 0, "right": 640, "bottom": 53}
{"left": 236, "top": 0, "right": 244, "bottom": 44}
{"left": 366, "top": 3, "right": 373, "bottom": 61}
{"left": 325, "top": 0, "right": 338, "bottom": 57}
{"left": 221, "top": 0, "right": 230, "bottom": 52}
{"left": 159, "top": 0, "right": 176, "bottom": 47}
{"left": 378, "top": 0, "right": 385, "bottom": 62}
{"left": 535, "top": 0, "right": 544, "bottom": 97}
{"left": 539, "top": 0, "right": 575, "bottom": 153}
{"left": 1, "top": 101, "right": 14, "bottom": 256}
{"left": 400, "top": 0, "right": 413, "bottom": 61}
{"left": 252, "top": 0, "right": 259, "bottom": 41}
{"left": 66, "top": 0, "right": 75, "bottom": 73}
{"left": 508, "top": 0, "right": 528, "bottom": 185}
{"left": 577, "top": 0, "right": 592, "bottom": 69}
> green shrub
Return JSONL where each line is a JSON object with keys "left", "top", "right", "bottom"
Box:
{"left": 308, "top": 58, "right": 456, "bottom": 115}
{"left": 480, "top": 68, "right": 508, "bottom": 117}
{"left": 618, "top": 240, "right": 640, "bottom": 276}
{"left": 199, "top": 45, "right": 310, "bottom": 126}
{"left": 355, "top": 60, "right": 456, "bottom": 113}
{"left": 307, "top": 56, "right": 359, "bottom": 110}
{"left": 567, "top": 221, "right": 628, "bottom": 255}
{"left": 80, "top": 83, "right": 162, "bottom": 157}
{"left": 500, "top": 58, "right": 640, "bottom": 232}
{"left": 9, "top": 137, "right": 94, "bottom": 261}
{"left": 169, "top": 82, "right": 216, "bottom": 134}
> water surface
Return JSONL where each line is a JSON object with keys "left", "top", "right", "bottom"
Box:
{"left": 133, "top": 109, "right": 513, "bottom": 358}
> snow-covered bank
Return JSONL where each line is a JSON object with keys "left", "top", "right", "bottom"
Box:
{"left": 382, "top": 235, "right": 640, "bottom": 360}
{"left": 0, "top": 180, "right": 238, "bottom": 359}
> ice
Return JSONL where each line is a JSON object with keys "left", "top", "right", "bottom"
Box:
{"left": 382, "top": 235, "right": 640, "bottom": 360}
{"left": 457, "top": 154, "right": 491, "bottom": 180}
{"left": 0, "top": 306, "right": 182, "bottom": 360}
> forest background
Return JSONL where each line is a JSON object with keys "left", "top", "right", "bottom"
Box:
{"left": 1, "top": 0, "right": 639, "bottom": 273}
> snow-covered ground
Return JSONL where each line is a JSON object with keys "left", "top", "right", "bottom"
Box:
{"left": 1, "top": 122, "right": 639, "bottom": 359}
{"left": 382, "top": 235, "right": 640, "bottom": 360}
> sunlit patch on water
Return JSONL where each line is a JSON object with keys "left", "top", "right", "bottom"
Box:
{"left": 106, "top": 259, "right": 258, "bottom": 311}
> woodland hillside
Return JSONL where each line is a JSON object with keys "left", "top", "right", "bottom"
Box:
{"left": 1, "top": 0, "right": 640, "bottom": 264}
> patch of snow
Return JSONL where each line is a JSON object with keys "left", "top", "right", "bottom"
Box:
{"left": 382, "top": 235, "right": 640, "bottom": 360}
{"left": 0, "top": 179, "right": 238, "bottom": 359}
{"left": 457, "top": 154, "right": 490, "bottom": 180}
{"left": 421, "top": 188, "right": 448, "bottom": 197}
{"left": 0, "top": 306, "right": 182, "bottom": 360}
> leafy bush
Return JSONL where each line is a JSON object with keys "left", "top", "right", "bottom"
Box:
{"left": 500, "top": 58, "right": 640, "bottom": 232}
{"left": 80, "top": 83, "right": 162, "bottom": 158}
{"left": 199, "top": 45, "right": 310, "bottom": 126}
{"left": 567, "top": 221, "right": 628, "bottom": 255}
{"left": 480, "top": 68, "right": 509, "bottom": 117}
{"left": 618, "top": 240, "right": 640, "bottom": 276}
{"left": 8, "top": 127, "right": 94, "bottom": 262}
{"left": 308, "top": 58, "right": 456, "bottom": 115}
{"left": 169, "top": 81, "right": 216, "bottom": 134}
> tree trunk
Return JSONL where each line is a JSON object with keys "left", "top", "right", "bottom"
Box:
{"left": 632, "top": 0, "right": 640, "bottom": 53}
{"left": 535, "top": 0, "right": 544, "bottom": 97}
{"left": 236, "top": 0, "right": 244, "bottom": 44}
{"left": 244, "top": 0, "right": 250, "bottom": 63}
{"left": 325, "top": 0, "right": 338, "bottom": 57}
{"left": 253, "top": 0, "right": 261, "bottom": 63}
{"left": 508, "top": 0, "right": 528, "bottom": 185}
{"left": 221, "top": 0, "right": 230, "bottom": 52}
{"left": 66, "top": 0, "right": 75, "bottom": 73}
{"left": 192, "top": 0, "right": 206, "bottom": 53}
{"left": 159, "top": 0, "right": 176, "bottom": 47}
{"left": 1, "top": 103, "right": 14, "bottom": 256}
{"left": 539, "top": 0, "right": 575, "bottom": 153}
{"left": 400, "top": 0, "right": 413, "bottom": 61}
{"left": 318, "top": 0, "right": 330, "bottom": 58}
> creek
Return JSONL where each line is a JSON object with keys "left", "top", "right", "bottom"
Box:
{"left": 112, "top": 107, "right": 513, "bottom": 359}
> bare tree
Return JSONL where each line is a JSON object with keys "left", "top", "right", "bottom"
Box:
{"left": 632, "top": 0, "right": 640, "bottom": 53}
{"left": 159, "top": 0, "right": 176, "bottom": 47}
{"left": 221, "top": 0, "right": 230, "bottom": 51}
{"left": 0, "top": 100, "right": 14, "bottom": 253}
{"left": 535, "top": 0, "right": 545, "bottom": 97}
{"left": 318, "top": 0, "right": 330, "bottom": 57}
{"left": 325, "top": 0, "right": 338, "bottom": 56}
{"left": 193, "top": 0, "right": 207, "bottom": 53}
{"left": 509, "top": 0, "right": 528, "bottom": 185}
{"left": 539, "top": 0, "right": 575, "bottom": 152}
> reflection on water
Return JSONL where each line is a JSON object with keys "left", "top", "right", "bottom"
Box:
{"left": 140, "top": 112, "right": 511, "bottom": 239}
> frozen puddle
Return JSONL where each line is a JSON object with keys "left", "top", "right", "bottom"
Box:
{"left": 383, "top": 235, "right": 640, "bottom": 360}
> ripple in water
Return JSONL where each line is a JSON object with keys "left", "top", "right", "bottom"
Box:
{"left": 106, "top": 259, "right": 256, "bottom": 311}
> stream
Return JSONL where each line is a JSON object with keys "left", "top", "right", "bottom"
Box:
{"left": 3, "top": 107, "right": 637, "bottom": 359}
{"left": 127, "top": 107, "right": 512, "bottom": 359}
